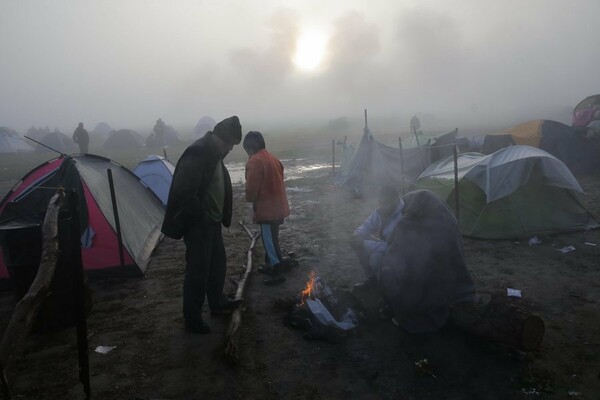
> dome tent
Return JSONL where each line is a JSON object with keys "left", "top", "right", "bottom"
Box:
{"left": 38, "top": 131, "right": 77, "bottom": 154}
{"left": 192, "top": 116, "right": 216, "bottom": 139}
{"left": 481, "top": 119, "right": 599, "bottom": 173}
{"left": 104, "top": 129, "right": 144, "bottom": 149}
{"left": 92, "top": 122, "right": 113, "bottom": 138}
{"left": 133, "top": 155, "right": 175, "bottom": 205}
{"left": 0, "top": 154, "right": 165, "bottom": 285}
{"left": 416, "top": 146, "right": 599, "bottom": 239}
{"left": 0, "top": 127, "right": 34, "bottom": 154}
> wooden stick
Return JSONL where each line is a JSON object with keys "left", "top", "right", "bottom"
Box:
{"left": 453, "top": 143, "right": 460, "bottom": 223}
{"left": 224, "top": 221, "right": 261, "bottom": 362}
{"left": 0, "top": 190, "right": 64, "bottom": 396}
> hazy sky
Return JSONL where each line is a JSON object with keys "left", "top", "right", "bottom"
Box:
{"left": 1, "top": 0, "right": 600, "bottom": 134}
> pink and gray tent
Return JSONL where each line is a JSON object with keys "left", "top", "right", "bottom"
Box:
{"left": 0, "top": 154, "right": 165, "bottom": 286}
{"left": 572, "top": 94, "right": 600, "bottom": 128}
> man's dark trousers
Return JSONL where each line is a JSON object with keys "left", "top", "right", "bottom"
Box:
{"left": 183, "top": 221, "right": 226, "bottom": 325}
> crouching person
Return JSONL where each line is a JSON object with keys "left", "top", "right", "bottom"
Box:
{"left": 378, "top": 189, "right": 476, "bottom": 333}
{"left": 350, "top": 186, "right": 404, "bottom": 291}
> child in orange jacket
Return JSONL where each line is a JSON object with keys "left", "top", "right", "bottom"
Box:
{"left": 243, "top": 131, "right": 291, "bottom": 285}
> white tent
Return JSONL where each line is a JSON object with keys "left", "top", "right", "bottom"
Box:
{"left": 0, "top": 131, "right": 34, "bottom": 154}
{"left": 133, "top": 155, "right": 174, "bottom": 206}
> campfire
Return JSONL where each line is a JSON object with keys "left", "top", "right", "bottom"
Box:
{"left": 289, "top": 271, "right": 358, "bottom": 336}
{"left": 299, "top": 271, "right": 317, "bottom": 305}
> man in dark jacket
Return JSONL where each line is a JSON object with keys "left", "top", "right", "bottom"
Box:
{"left": 72, "top": 122, "right": 89, "bottom": 153}
{"left": 161, "top": 116, "right": 242, "bottom": 334}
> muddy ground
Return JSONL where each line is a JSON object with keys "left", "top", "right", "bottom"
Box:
{"left": 1, "top": 162, "right": 599, "bottom": 400}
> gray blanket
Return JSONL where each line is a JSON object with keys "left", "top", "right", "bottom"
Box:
{"left": 379, "top": 190, "right": 476, "bottom": 333}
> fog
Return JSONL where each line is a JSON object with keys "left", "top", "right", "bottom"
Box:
{"left": 1, "top": 0, "right": 599, "bottom": 135}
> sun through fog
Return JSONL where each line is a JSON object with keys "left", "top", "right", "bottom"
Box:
{"left": 292, "top": 30, "right": 328, "bottom": 72}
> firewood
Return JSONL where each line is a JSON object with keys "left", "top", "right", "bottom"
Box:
{"left": 224, "top": 221, "right": 261, "bottom": 362}
{"left": 0, "top": 190, "right": 64, "bottom": 394}
{"left": 450, "top": 293, "right": 545, "bottom": 351}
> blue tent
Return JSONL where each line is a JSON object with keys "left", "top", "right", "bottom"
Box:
{"left": 133, "top": 155, "right": 174, "bottom": 205}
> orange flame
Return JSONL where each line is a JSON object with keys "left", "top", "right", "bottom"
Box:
{"left": 299, "top": 271, "right": 317, "bottom": 305}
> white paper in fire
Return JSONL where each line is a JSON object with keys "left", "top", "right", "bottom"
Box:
{"left": 305, "top": 298, "right": 358, "bottom": 331}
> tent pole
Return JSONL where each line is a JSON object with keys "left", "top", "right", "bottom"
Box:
{"left": 163, "top": 147, "right": 168, "bottom": 159}
{"left": 68, "top": 191, "right": 91, "bottom": 399}
{"left": 107, "top": 169, "right": 125, "bottom": 268}
{"left": 332, "top": 139, "right": 335, "bottom": 177}
{"left": 453, "top": 142, "right": 460, "bottom": 223}
{"left": 398, "top": 137, "right": 405, "bottom": 195}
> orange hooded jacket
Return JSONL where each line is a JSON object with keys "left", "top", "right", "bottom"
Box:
{"left": 245, "top": 149, "right": 290, "bottom": 223}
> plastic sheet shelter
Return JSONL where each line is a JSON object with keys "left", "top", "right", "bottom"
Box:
{"left": 336, "top": 128, "right": 431, "bottom": 195}
{"left": 416, "top": 146, "right": 599, "bottom": 239}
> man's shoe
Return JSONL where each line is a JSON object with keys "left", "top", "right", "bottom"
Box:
{"left": 281, "top": 257, "right": 299, "bottom": 268}
{"left": 257, "top": 265, "right": 278, "bottom": 275}
{"left": 264, "top": 275, "right": 286, "bottom": 286}
{"left": 185, "top": 320, "right": 211, "bottom": 334}
{"left": 210, "top": 298, "right": 243, "bottom": 316}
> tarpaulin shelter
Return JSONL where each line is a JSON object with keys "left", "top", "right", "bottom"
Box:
{"left": 481, "top": 119, "right": 598, "bottom": 173}
{"left": 572, "top": 94, "right": 600, "bottom": 128}
{"left": 337, "top": 128, "right": 430, "bottom": 195}
{"left": 0, "top": 128, "right": 34, "bottom": 154}
{"left": 416, "top": 146, "right": 598, "bottom": 239}
{"left": 0, "top": 154, "right": 165, "bottom": 286}
{"left": 103, "top": 129, "right": 144, "bottom": 149}
{"left": 133, "top": 155, "right": 174, "bottom": 205}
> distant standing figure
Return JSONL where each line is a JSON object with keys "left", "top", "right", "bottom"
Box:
{"left": 161, "top": 116, "right": 243, "bottom": 334}
{"left": 72, "top": 122, "right": 89, "bottom": 153}
{"left": 153, "top": 118, "right": 166, "bottom": 147}
{"left": 243, "top": 131, "right": 291, "bottom": 285}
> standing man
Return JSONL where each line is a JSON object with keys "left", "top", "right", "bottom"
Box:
{"left": 243, "top": 131, "right": 291, "bottom": 286}
{"left": 161, "top": 116, "right": 242, "bottom": 334}
{"left": 72, "top": 122, "right": 90, "bottom": 153}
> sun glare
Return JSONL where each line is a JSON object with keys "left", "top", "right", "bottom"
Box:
{"left": 293, "top": 31, "right": 327, "bottom": 72}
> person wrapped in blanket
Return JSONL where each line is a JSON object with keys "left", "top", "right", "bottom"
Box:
{"left": 351, "top": 187, "right": 476, "bottom": 333}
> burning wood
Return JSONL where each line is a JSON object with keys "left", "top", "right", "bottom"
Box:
{"left": 299, "top": 271, "right": 317, "bottom": 305}
{"left": 289, "top": 272, "right": 358, "bottom": 337}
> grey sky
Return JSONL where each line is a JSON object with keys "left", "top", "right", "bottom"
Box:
{"left": 1, "top": 0, "right": 599, "bottom": 134}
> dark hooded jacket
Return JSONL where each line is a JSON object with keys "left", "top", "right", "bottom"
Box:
{"left": 161, "top": 132, "right": 233, "bottom": 239}
{"left": 379, "top": 190, "right": 476, "bottom": 333}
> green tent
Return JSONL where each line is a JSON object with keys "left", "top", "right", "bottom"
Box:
{"left": 416, "top": 146, "right": 598, "bottom": 239}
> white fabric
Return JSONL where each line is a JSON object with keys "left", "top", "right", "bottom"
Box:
{"left": 418, "top": 145, "right": 583, "bottom": 202}
{"left": 305, "top": 298, "right": 358, "bottom": 331}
